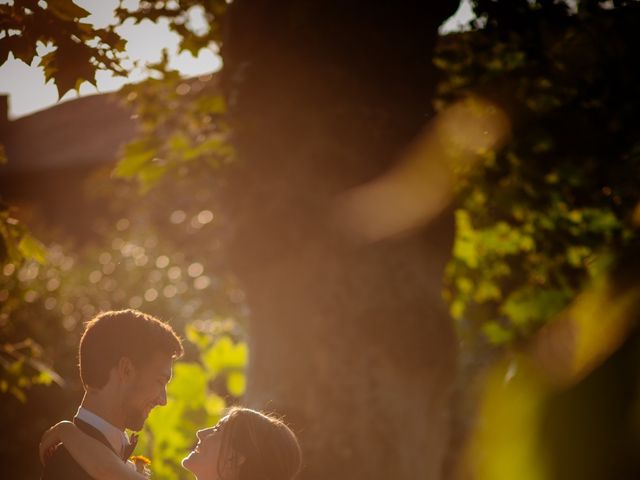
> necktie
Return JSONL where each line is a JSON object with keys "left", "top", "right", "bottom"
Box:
{"left": 122, "top": 433, "right": 138, "bottom": 461}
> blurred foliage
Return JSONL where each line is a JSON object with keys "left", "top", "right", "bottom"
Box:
{"left": 114, "top": 62, "right": 233, "bottom": 192}
{"left": 0, "top": 202, "right": 54, "bottom": 401}
{"left": 0, "top": 201, "right": 46, "bottom": 265}
{"left": 438, "top": 0, "right": 640, "bottom": 348}
{"left": 106, "top": 1, "right": 233, "bottom": 190}
{"left": 134, "top": 324, "right": 248, "bottom": 479}
{"left": 458, "top": 276, "right": 640, "bottom": 480}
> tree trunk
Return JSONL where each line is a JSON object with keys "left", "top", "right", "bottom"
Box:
{"left": 220, "top": 2, "right": 460, "bottom": 479}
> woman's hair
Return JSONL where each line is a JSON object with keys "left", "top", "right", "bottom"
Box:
{"left": 217, "top": 407, "right": 302, "bottom": 480}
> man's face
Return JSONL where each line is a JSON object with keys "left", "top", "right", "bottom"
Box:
{"left": 122, "top": 351, "right": 173, "bottom": 431}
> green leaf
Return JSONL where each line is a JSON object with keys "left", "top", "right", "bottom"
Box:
{"left": 501, "top": 287, "right": 571, "bottom": 328}
{"left": 201, "top": 336, "right": 248, "bottom": 379}
{"left": 34, "top": 371, "right": 54, "bottom": 385}
{"left": 167, "top": 362, "right": 207, "bottom": 409}
{"left": 168, "top": 133, "right": 190, "bottom": 152}
{"left": 482, "top": 321, "right": 514, "bottom": 345}
{"left": 114, "top": 141, "right": 157, "bottom": 178}
{"left": 0, "top": 215, "right": 23, "bottom": 264}
{"left": 226, "top": 371, "right": 246, "bottom": 397}
{"left": 204, "top": 394, "right": 226, "bottom": 417}
{"left": 138, "top": 163, "right": 168, "bottom": 193}
{"left": 24, "top": 355, "right": 65, "bottom": 387}
{"left": 185, "top": 324, "right": 211, "bottom": 349}
{"left": 17, "top": 234, "right": 47, "bottom": 264}
{"left": 197, "top": 95, "right": 226, "bottom": 115}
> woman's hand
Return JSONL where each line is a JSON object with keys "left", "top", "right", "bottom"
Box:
{"left": 39, "top": 421, "right": 74, "bottom": 465}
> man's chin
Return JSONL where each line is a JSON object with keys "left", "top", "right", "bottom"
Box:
{"left": 126, "top": 414, "right": 147, "bottom": 432}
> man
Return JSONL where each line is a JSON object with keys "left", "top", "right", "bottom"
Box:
{"left": 41, "top": 309, "right": 183, "bottom": 479}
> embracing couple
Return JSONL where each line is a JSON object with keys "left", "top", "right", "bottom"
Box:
{"left": 39, "top": 309, "right": 302, "bottom": 480}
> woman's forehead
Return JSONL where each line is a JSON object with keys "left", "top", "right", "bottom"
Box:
{"left": 206, "top": 414, "right": 230, "bottom": 434}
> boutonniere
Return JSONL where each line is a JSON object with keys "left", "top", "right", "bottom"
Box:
{"left": 130, "top": 455, "right": 152, "bottom": 477}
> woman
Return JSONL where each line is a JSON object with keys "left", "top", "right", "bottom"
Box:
{"left": 39, "top": 407, "right": 302, "bottom": 480}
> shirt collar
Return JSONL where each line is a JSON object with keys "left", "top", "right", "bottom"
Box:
{"left": 75, "top": 406, "right": 129, "bottom": 456}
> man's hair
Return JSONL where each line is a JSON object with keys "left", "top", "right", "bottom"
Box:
{"left": 79, "top": 309, "right": 183, "bottom": 389}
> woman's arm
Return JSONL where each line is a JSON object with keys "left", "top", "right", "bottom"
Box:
{"left": 40, "top": 421, "right": 146, "bottom": 480}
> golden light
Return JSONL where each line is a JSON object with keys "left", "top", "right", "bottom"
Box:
{"left": 335, "top": 95, "right": 510, "bottom": 241}
{"left": 457, "top": 276, "right": 640, "bottom": 480}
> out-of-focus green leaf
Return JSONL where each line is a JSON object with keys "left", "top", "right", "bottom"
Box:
{"left": 205, "top": 337, "right": 247, "bottom": 373}
{"left": 501, "top": 288, "right": 571, "bottom": 329}
{"left": 114, "top": 141, "right": 158, "bottom": 178}
{"left": 167, "top": 362, "right": 207, "bottom": 409}
{"left": 204, "top": 394, "right": 226, "bottom": 417}
{"left": 17, "top": 234, "right": 47, "bottom": 265}
{"left": 226, "top": 371, "right": 246, "bottom": 397}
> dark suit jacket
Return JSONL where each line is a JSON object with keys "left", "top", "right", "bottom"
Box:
{"left": 41, "top": 418, "right": 121, "bottom": 480}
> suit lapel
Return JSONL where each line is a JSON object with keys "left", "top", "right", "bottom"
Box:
{"left": 74, "top": 417, "right": 121, "bottom": 458}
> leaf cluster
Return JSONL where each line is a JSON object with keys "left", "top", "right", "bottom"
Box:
{"left": 0, "top": 202, "right": 46, "bottom": 266}
{"left": 438, "top": 0, "right": 640, "bottom": 347}
{"left": 0, "top": 0, "right": 127, "bottom": 96}
{"left": 114, "top": 69, "right": 233, "bottom": 192}
{"left": 114, "top": 0, "right": 228, "bottom": 55}
{"left": 0, "top": 338, "right": 64, "bottom": 402}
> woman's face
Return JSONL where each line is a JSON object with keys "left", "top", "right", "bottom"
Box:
{"left": 182, "top": 416, "right": 229, "bottom": 480}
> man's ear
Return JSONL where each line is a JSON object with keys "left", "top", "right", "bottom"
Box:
{"left": 116, "top": 356, "right": 136, "bottom": 383}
